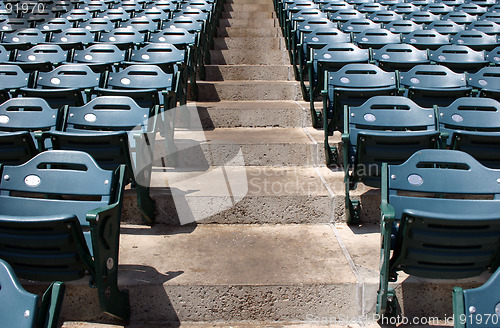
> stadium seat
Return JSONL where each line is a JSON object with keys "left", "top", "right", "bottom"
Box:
{"left": 468, "top": 66, "right": 500, "bottom": 99}
{"left": 19, "top": 64, "right": 101, "bottom": 108}
{"left": 0, "top": 45, "right": 10, "bottom": 63}
{"left": 405, "top": 11, "right": 441, "bottom": 25}
{"left": 402, "top": 30, "right": 451, "bottom": 50}
{"left": 352, "top": 28, "right": 400, "bottom": 49}
{"left": 0, "top": 259, "right": 65, "bottom": 328}
{"left": 307, "top": 43, "right": 370, "bottom": 127}
{"left": 426, "top": 20, "right": 465, "bottom": 36}
{"left": 422, "top": 3, "right": 454, "bottom": 14}
{"left": 366, "top": 10, "right": 403, "bottom": 24}
{"left": 49, "top": 28, "right": 95, "bottom": 50}
{"left": 71, "top": 44, "right": 126, "bottom": 73}
{"left": 486, "top": 46, "right": 500, "bottom": 65}
{"left": 399, "top": 64, "right": 471, "bottom": 107}
{"left": 453, "top": 267, "right": 500, "bottom": 328}
{"left": 377, "top": 149, "right": 500, "bottom": 317}
{"left": 0, "top": 150, "right": 130, "bottom": 321}
{"left": 451, "top": 30, "right": 498, "bottom": 51}
{"left": 322, "top": 63, "right": 398, "bottom": 165}
{"left": 96, "top": 64, "right": 177, "bottom": 109}
{"left": 0, "top": 97, "right": 61, "bottom": 164}
{"left": 438, "top": 97, "right": 500, "bottom": 168}
{"left": 1, "top": 28, "right": 46, "bottom": 51}
{"left": 38, "top": 17, "right": 73, "bottom": 34}
{"left": 339, "top": 18, "right": 381, "bottom": 34}
{"left": 124, "top": 43, "right": 188, "bottom": 105}
{"left": 390, "top": 3, "right": 420, "bottom": 14}
{"left": 98, "top": 8, "right": 131, "bottom": 24}
{"left": 97, "top": 27, "right": 145, "bottom": 50}
{"left": 442, "top": 11, "right": 478, "bottom": 25}
{"left": 372, "top": 43, "right": 429, "bottom": 71}
{"left": 342, "top": 96, "right": 439, "bottom": 223}
{"left": 0, "top": 64, "right": 30, "bottom": 103}
{"left": 384, "top": 19, "right": 423, "bottom": 35}
{"left": 429, "top": 44, "right": 487, "bottom": 73}
{"left": 327, "top": 9, "right": 365, "bottom": 23}
{"left": 12, "top": 44, "right": 68, "bottom": 72}
{"left": 43, "top": 96, "right": 158, "bottom": 225}
{"left": 467, "top": 20, "right": 500, "bottom": 35}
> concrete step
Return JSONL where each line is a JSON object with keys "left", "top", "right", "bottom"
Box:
{"left": 194, "top": 101, "right": 310, "bottom": 128}
{"left": 217, "top": 26, "right": 281, "bottom": 37}
{"left": 228, "top": 0, "right": 280, "bottom": 4}
{"left": 218, "top": 18, "right": 277, "bottom": 28}
{"left": 213, "top": 37, "right": 285, "bottom": 51}
{"left": 123, "top": 164, "right": 334, "bottom": 225}
{"left": 49, "top": 224, "right": 358, "bottom": 323}
{"left": 223, "top": 3, "right": 275, "bottom": 12}
{"left": 221, "top": 11, "right": 276, "bottom": 19}
{"left": 52, "top": 223, "right": 470, "bottom": 326}
{"left": 209, "top": 50, "right": 289, "bottom": 65}
{"left": 205, "top": 65, "right": 294, "bottom": 81}
{"left": 196, "top": 80, "right": 301, "bottom": 101}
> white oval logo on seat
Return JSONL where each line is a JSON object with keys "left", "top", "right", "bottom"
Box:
{"left": 438, "top": 55, "right": 446, "bottom": 61}
{"left": 142, "top": 54, "right": 150, "bottom": 60}
{"left": 28, "top": 55, "right": 36, "bottom": 61}
{"left": 478, "top": 79, "right": 488, "bottom": 86}
{"left": 408, "top": 174, "right": 423, "bottom": 186}
{"left": 61, "top": 37, "right": 68, "bottom": 42}
{"left": 121, "top": 77, "right": 131, "bottom": 85}
{"left": 323, "top": 53, "right": 332, "bottom": 59}
{"left": 85, "top": 54, "right": 93, "bottom": 60}
{"left": 361, "top": 37, "right": 369, "bottom": 42}
{"left": 85, "top": 26, "right": 92, "bottom": 30}
{"left": 494, "top": 56, "right": 500, "bottom": 62}
{"left": 50, "top": 77, "right": 61, "bottom": 85}
{"left": 340, "top": 77, "right": 350, "bottom": 84}
{"left": 0, "top": 115, "right": 9, "bottom": 124}
{"left": 25, "top": 175, "right": 41, "bottom": 187}
{"left": 12, "top": 37, "right": 19, "bottom": 42}
{"left": 84, "top": 113, "right": 97, "bottom": 122}
{"left": 381, "top": 53, "right": 390, "bottom": 59}
{"left": 43, "top": 26, "right": 49, "bottom": 30}
{"left": 410, "top": 38, "right": 416, "bottom": 43}
{"left": 312, "top": 37, "right": 319, "bottom": 42}
{"left": 452, "top": 114, "right": 463, "bottom": 122}
{"left": 159, "top": 36, "right": 166, "bottom": 41}
{"left": 304, "top": 25, "right": 310, "bottom": 29}
{"left": 109, "top": 36, "right": 116, "bottom": 41}
{"left": 364, "top": 113, "right": 376, "bottom": 122}
{"left": 410, "top": 77, "right": 420, "bottom": 84}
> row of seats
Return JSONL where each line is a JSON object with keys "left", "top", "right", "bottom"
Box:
{"left": 0, "top": 0, "right": 223, "bottom": 325}
{"left": 275, "top": 0, "right": 500, "bottom": 326}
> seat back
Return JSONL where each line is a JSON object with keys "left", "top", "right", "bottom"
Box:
{"left": 2, "top": 28, "right": 46, "bottom": 47}
{"left": 72, "top": 44, "right": 125, "bottom": 71}
{"left": 389, "top": 3, "right": 420, "bottom": 14}
{"left": 106, "top": 64, "right": 173, "bottom": 90}
{"left": 468, "top": 66, "right": 500, "bottom": 97}
{"left": 120, "top": 16, "right": 158, "bottom": 33}
{"left": 400, "top": 64, "right": 471, "bottom": 107}
{"left": 98, "top": 27, "right": 145, "bottom": 47}
{"left": 0, "top": 64, "right": 30, "bottom": 91}
{"left": 149, "top": 27, "right": 196, "bottom": 47}
{"left": 62, "top": 9, "right": 92, "bottom": 23}
{"left": 384, "top": 19, "right": 422, "bottom": 34}
{"left": 313, "top": 42, "right": 369, "bottom": 73}
{"left": 429, "top": 44, "right": 487, "bottom": 72}
{"left": 451, "top": 30, "right": 498, "bottom": 50}
{"left": 328, "top": 9, "right": 365, "bottom": 23}
{"left": 97, "top": 9, "right": 131, "bottom": 23}
{"left": 405, "top": 10, "right": 441, "bottom": 25}
{"left": 36, "top": 64, "right": 101, "bottom": 89}
{"left": 0, "top": 45, "right": 10, "bottom": 62}
{"left": 439, "top": 97, "right": 500, "bottom": 168}
{"left": 454, "top": 267, "right": 500, "bottom": 328}
{"left": 402, "top": 30, "right": 451, "bottom": 50}
{"left": 348, "top": 96, "right": 438, "bottom": 186}
{"left": 426, "top": 20, "right": 465, "bottom": 35}
{"left": 339, "top": 18, "right": 381, "bottom": 33}
{"left": 366, "top": 10, "right": 403, "bottom": 24}
{"left": 0, "top": 259, "right": 39, "bottom": 328}
{"left": 467, "top": 20, "right": 500, "bottom": 35}
{"left": 79, "top": 17, "right": 114, "bottom": 33}
{"left": 39, "top": 18, "right": 72, "bottom": 33}
{"left": 486, "top": 46, "right": 500, "bottom": 65}
{"left": 127, "top": 43, "right": 185, "bottom": 71}
{"left": 442, "top": 11, "right": 477, "bottom": 25}
{"left": 0, "top": 97, "right": 60, "bottom": 132}
{"left": 50, "top": 28, "right": 95, "bottom": 49}
{"left": 15, "top": 45, "right": 68, "bottom": 70}
{"left": 385, "top": 149, "right": 500, "bottom": 279}
{"left": 352, "top": 28, "right": 400, "bottom": 48}
{"left": 373, "top": 43, "right": 429, "bottom": 71}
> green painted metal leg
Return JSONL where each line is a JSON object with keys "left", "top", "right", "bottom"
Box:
{"left": 137, "top": 185, "right": 156, "bottom": 226}
{"left": 347, "top": 198, "right": 361, "bottom": 225}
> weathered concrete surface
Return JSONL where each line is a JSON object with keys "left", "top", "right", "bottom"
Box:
{"left": 44, "top": 224, "right": 357, "bottom": 323}
{"left": 218, "top": 18, "right": 277, "bottom": 28}
{"left": 194, "top": 101, "right": 308, "bottom": 128}
{"left": 217, "top": 27, "right": 281, "bottom": 38}
{"left": 213, "top": 37, "right": 285, "bottom": 50}
{"left": 122, "top": 166, "right": 333, "bottom": 224}
{"left": 334, "top": 223, "right": 489, "bottom": 320}
{"left": 210, "top": 50, "right": 290, "bottom": 65}
{"left": 197, "top": 81, "right": 301, "bottom": 101}
{"left": 205, "top": 65, "right": 294, "bottom": 81}
{"left": 222, "top": 11, "right": 275, "bottom": 19}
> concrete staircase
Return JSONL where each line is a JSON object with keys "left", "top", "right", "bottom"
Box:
{"left": 53, "top": 0, "right": 486, "bottom": 326}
